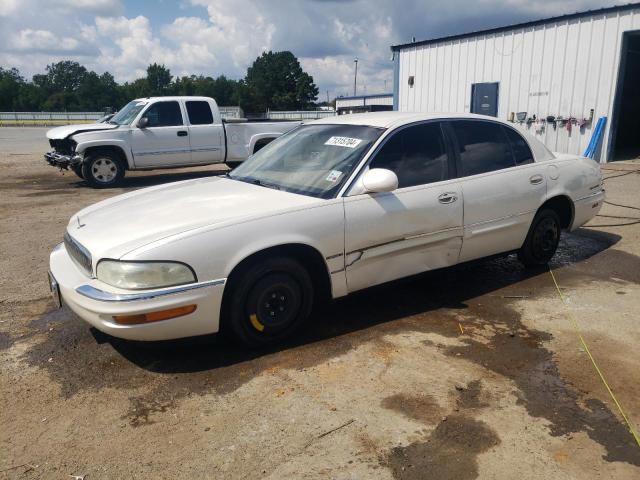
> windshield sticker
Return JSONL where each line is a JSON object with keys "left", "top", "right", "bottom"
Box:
{"left": 326, "top": 170, "right": 343, "bottom": 183}
{"left": 324, "top": 136, "right": 363, "bottom": 148}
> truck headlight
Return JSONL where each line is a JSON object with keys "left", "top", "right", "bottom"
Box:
{"left": 96, "top": 260, "right": 196, "bottom": 290}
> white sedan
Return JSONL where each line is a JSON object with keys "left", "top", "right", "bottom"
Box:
{"left": 48, "top": 112, "right": 604, "bottom": 346}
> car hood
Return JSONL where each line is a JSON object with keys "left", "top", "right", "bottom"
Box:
{"left": 66, "top": 176, "right": 322, "bottom": 261}
{"left": 47, "top": 123, "right": 119, "bottom": 140}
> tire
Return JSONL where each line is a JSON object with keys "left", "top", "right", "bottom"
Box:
{"left": 518, "top": 209, "right": 562, "bottom": 267}
{"left": 225, "top": 161, "right": 242, "bottom": 170}
{"left": 225, "top": 257, "right": 314, "bottom": 347}
{"left": 82, "top": 152, "right": 125, "bottom": 188}
{"left": 70, "top": 164, "right": 84, "bottom": 179}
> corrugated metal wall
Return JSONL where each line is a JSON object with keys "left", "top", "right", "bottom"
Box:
{"left": 336, "top": 95, "right": 394, "bottom": 108}
{"left": 397, "top": 8, "right": 640, "bottom": 161}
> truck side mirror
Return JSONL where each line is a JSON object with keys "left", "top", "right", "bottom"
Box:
{"left": 137, "top": 117, "right": 149, "bottom": 129}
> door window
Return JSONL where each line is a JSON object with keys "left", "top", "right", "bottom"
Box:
{"left": 143, "top": 101, "right": 183, "bottom": 127}
{"left": 504, "top": 127, "right": 534, "bottom": 165}
{"left": 369, "top": 123, "right": 449, "bottom": 188}
{"left": 186, "top": 101, "right": 214, "bottom": 125}
{"left": 451, "top": 120, "right": 515, "bottom": 176}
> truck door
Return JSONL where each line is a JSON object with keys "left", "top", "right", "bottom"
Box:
{"left": 185, "top": 100, "right": 225, "bottom": 164}
{"left": 131, "top": 100, "right": 192, "bottom": 167}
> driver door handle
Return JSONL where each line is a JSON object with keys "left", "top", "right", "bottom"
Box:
{"left": 177, "top": 130, "right": 188, "bottom": 137}
{"left": 438, "top": 192, "right": 458, "bottom": 204}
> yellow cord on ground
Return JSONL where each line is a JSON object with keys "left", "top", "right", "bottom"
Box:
{"left": 549, "top": 267, "right": 640, "bottom": 448}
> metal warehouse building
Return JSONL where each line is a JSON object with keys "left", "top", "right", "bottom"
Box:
{"left": 391, "top": 3, "right": 640, "bottom": 162}
{"left": 335, "top": 94, "right": 394, "bottom": 115}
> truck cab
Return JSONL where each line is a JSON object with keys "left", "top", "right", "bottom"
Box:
{"left": 45, "top": 96, "right": 300, "bottom": 188}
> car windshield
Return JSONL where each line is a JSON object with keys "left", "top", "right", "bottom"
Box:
{"left": 229, "top": 124, "right": 384, "bottom": 199}
{"left": 109, "top": 100, "right": 147, "bottom": 125}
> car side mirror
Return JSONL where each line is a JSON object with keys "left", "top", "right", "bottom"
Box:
{"left": 137, "top": 117, "right": 149, "bottom": 128}
{"left": 362, "top": 168, "right": 398, "bottom": 193}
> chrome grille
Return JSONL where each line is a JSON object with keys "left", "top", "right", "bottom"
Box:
{"left": 64, "top": 232, "right": 92, "bottom": 276}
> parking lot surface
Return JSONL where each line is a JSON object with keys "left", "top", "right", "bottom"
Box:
{"left": 1, "top": 127, "right": 640, "bottom": 479}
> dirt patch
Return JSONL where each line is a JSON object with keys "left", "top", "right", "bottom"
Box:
{"left": 456, "top": 380, "right": 488, "bottom": 410}
{"left": 385, "top": 415, "right": 500, "bottom": 480}
{"left": 445, "top": 317, "right": 640, "bottom": 466}
{"left": 0, "top": 331, "right": 13, "bottom": 351}
{"left": 381, "top": 394, "right": 443, "bottom": 425}
{"left": 126, "top": 396, "right": 176, "bottom": 428}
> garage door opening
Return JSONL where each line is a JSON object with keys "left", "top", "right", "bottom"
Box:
{"left": 611, "top": 31, "right": 640, "bottom": 161}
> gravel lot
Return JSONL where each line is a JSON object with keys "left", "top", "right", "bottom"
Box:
{"left": 1, "top": 127, "right": 640, "bottom": 479}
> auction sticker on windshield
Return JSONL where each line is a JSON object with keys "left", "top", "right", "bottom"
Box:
{"left": 324, "top": 136, "right": 363, "bottom": 148}
{"left": 325, "top": 170, "right": 343, "bottom": 183}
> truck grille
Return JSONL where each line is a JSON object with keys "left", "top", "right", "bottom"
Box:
{"left": 64, "top": 232, "right": 93, "bottom": 276}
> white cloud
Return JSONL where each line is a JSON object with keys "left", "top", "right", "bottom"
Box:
{"left": 0, "top": 0, "right": 629, "bottom": 102}
{"left": 11, "top": 29, "right": 80, "bottom": 53}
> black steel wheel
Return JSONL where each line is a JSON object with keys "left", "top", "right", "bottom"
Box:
{"left": 225, "top": 257, "right": 313, "bottom": 347}
{"left": 518, "top": 209, "right": 561, "bottom": 267}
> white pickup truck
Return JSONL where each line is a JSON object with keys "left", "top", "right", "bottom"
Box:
{"left": 44, "top": 96, "right": 300, "bottom": 187}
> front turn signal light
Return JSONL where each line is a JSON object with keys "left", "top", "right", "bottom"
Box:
{"left": 113, "top": 304, "right": 197, "bottom": 325}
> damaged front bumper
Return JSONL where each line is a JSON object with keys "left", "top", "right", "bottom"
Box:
{"left": 44, "top": 151, "right": 82, "bottom": 170}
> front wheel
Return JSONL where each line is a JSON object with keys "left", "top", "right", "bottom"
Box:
{"left": 82, "top": 152, "right": 125, "bottom": 188}
{"left": 225, "top": 257, "right": 314, "bottom": 347}
{"left": 518, "top": 209, "right": 561, "bottom": 267}
{"left": 70, "top": 164, "right": 84, "bottom": 179}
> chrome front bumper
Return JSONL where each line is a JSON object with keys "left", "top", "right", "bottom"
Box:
{"left": 49, "top": 243, "right": 227, "bottom": 341}
{"left": 44, "top": 151, "right": 82, "bottom": 169}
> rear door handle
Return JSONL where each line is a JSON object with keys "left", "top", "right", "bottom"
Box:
{"left": 177, "top": 131, "right": 188, "bottom": 137}
{"left": 438, "top": 192, "right": 458, "bottom": 204}
{"left": 529, "top": 174, "right": 543, "bottom": 185}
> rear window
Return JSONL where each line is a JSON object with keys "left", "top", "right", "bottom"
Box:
{"left": 451, "top": 120, "right": 515, "bottom": 176}
{"left": 186, "top": 101, "right": 214, "bottom": 125}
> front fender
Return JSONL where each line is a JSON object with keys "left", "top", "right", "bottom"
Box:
{"left": 75, "top": 139, "right": 134, "bottom": 169}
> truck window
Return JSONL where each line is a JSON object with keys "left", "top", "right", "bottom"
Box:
{"left": 451, "top": 120, "right": 515, "bottom": 176}
{"left": 186, "top": 101, "right": 214, "bottom": 125}
{"left": 143, "top": 101, "right": 183, "bottom": 127}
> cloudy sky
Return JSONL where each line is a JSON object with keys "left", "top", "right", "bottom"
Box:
{"left": 0, "top": 0, "right": 625, "bottom": 100}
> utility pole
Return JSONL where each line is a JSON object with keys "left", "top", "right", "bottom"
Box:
{"left": 353, "top": 58, "right": 358, "bottom": 96}
{"left": 326, "top": 90, "right": 329, "bottom": 104}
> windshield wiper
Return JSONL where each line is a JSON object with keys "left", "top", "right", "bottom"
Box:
{"left": 252, "top": 179, "right": 281, "bottom": 190}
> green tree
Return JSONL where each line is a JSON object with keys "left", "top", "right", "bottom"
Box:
{"left": 34, "top": 61, "right": 87, "bottom": 94}
{"left": 241, "top": 51, "right": 318, "bottom": 112}
{"left": 146, "top": 63, "right": 172, "bottom": 96}
{"left": 0, "top": 67, "right": 25, "bottom": 110}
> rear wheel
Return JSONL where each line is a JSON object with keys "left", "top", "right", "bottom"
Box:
{"left": 225, "top": 257, "right": 314, "bottom": 347}
{"left": 518, "top": 209, "right": 561, "bottom": 267}
{"left": 82, "top": 152, "right": 125, "bottom": 188}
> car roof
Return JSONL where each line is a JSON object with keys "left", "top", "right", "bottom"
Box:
{"left": 308, "top": 111, "right": 556, "bottom": 161}
{"left": 132, "top": 96, "right": 214, "bottom": 102}
{"left": 308, "top": 111, "right": 512, "bottom": 129}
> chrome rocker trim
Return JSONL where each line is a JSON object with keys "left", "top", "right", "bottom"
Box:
{"left": 76, "top": 278, "right": 226, "bottom": 302}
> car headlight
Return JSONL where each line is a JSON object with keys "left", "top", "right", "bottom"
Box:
{"left": 96, "top": 260, "right": 196, "bottom": 290}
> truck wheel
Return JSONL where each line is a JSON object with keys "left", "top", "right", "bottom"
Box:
{"left": 518, "top": 209, "right": 561, "bottom": 267}
{"left": 224, "top": 257, "right": 314, "bottom": 348}
{"left": 70, "top": 164, "right": 84, "bottom": 179}
{"left": 82, "top": 152, "right": 125, "bottom": 188}
{"left": 225, "top": 161, "right": 242, "bottom": 170}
